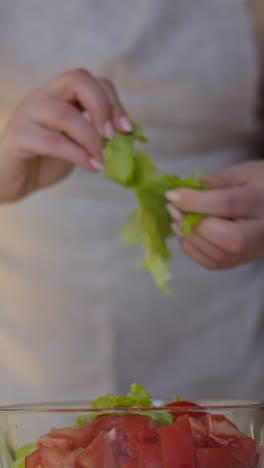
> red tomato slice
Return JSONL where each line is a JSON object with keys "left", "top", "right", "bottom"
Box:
{"left": 206, "top": 414, "right": 259, "bottom": 467}
{"left": 166, "top": 401, "right": 205, "bottom": 421}
{"left": 197, "top": 448, "right": 235, "bottom": 468}
{"left": 110, "top": 430, "right": 128, "bottom": 457}
{"left": 118, "top": 457, "right": 138, "bottom": 468}
{"left": 186, "top": 415, "right": 208, "bottom": 448}
{"left": 105, "top": 415, "right": 158, "bottom": 458}
{"left": 136, "top": 441, "right": 161, "bottom": 468}
{"left": 114, "top": 415, "right": 158, "bottom": 442}
{"left": 158, "top": 415, "right": 197, "bottom": 468}
{"left": 76, "top": 432, "right": 117, "bottom": 468}
{"left": 25, "top": 449, "right": 41, "bottom": 468}
{"left": 91, "top": 414, "right": 117, "bottom": 434}
{"left": 126, "top": 438, "right": 161, "bottom": 467}
{"left": 38, "top": 422, "right": 93, "bottom": 450}
{"left": 26, "top": 448, "right": 79, "bottom": 468}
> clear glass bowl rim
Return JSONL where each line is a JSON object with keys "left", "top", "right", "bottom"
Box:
{"left": 1, "top": 399, "right": 264, "bottom": 414}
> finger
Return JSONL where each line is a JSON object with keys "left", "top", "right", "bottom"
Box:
{"left": 98, "top": 78, "right": 132, "bottom": 133}
{"left": 29, "top": 99, "right": 104, "bottom": 166}
{"left": 179, "top": 231, "right": 230, "bottom": 266}
{"left": 194, "top": 217, "right": 247, "bottom": 255}
{"left": 202, "top": 161, "right": 259, "bottom": 188}
{"left": 202, "top": 167, "right": 242, "bottom": 189}
{"left": 166, "top": 203, "right": 183, "bottom": 222}
{"left": 179, "top": 239, "right": 219, "bottom": 270}
{"left": 229, "top": 218, "right": 264, "bottom": 263}
{"left": 19, "top": 124, "right": 100, "bottom": 172}
{"left": 166, "top": 185, "right": 257, "bottom": 218}
{"left": 46, "top": 69, "right": 115, "bottom": 138}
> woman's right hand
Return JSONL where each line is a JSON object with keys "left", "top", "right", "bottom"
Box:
{"left": 0, "top": 68, "right": 132, "bottom": 203}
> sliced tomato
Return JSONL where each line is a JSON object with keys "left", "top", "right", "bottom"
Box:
{"left": 197, "top": 448, "right": 235, "bottom": 468}
{"left": 25, "top": 449, "right": 41, "bottom": 468}
{"left": 158, "top": 415, "right": 197, "bottom": 468}
{"left": 91, "top": 414, "right": 117, "bottom": 434}
{"left": 188, "top": 416, "right": 208, "bottom": 447}
{"left": 136, "top": 441, "right": 161, "bottom": 468}
{"left": 110, "top": 430, "right": 128, "bottom": 457}
{"left": 117, "top": 457, "right": 138, "bottom": 468}
{"left": 38, "top": 422, "right": 93, "bottom": 450}
{"left": 26, "top": 448, "right": 79, "bottom": 468}
{"left": 114, "top": 415, "right": 158, "bottom": 442}
{"left": 206, "top": 414, "right": 259, "bottom": 467}
{"left": 126, "top": 438, "right": 161, "bottom": 467}
{"left": 76, "top": 432, "right": 117, "bottom": 468}
{"left": 104, "top": 415, "right": 158, "bottom": 458}
{"left": 166, "top": 400, "right": 205, "bottom": 421}
{"left": 41, "top": 448, "right": 80, "bottom": 468}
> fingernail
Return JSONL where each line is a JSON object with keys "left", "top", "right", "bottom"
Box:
{"left": 171, "top": 223, "right": 183, "bottom": 238}
{"left": 166, "top": 203, "right": 182, "bottom": 221}
{"left": 90, "top": 158, "right": 104, "bottom": 171}
{"left": 166, "top": 190, "right": 181, "bottom": 203}
{"left": 120, "top": 116, "right": 133, "bottom": 133}
{"left": 104, "top": 120, "right": 115, "bottom": 139}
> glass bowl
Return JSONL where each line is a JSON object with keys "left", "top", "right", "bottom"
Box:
{"left": 0, "top": 399, "right": 263, "bottom": 468}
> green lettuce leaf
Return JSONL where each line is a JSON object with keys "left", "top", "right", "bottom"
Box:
{"left": 0, "top": 437, "right": 14, "bottom": 468}
{"left": 74, "top": 383, "right": 173, "bottom": 428}
{"left": 6, "top": 442, "right": 38, "bottom": 468}
{"left": 104, "top": 124, "right": 208, "bottom": 293}
{"left": 180, "top": 213, "right": 207, "bottom": 236}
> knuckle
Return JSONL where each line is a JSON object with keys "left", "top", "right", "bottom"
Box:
{"left": 225, "top": 230, "right": 246, "bottom": 254}
{"left": 219, "top": 192, "right": 234, "bottom": 216}
{"left": 67, "top": 68, "right": 92, "bottom": 85}
{"left": 45, "top": 133, "right": 65, "bottom": 152}
{"left": 99, "top": 77, "right": 114, "bottom": 90}
{"left": 212, "top": 249, "right": 227, "bottom": 265}
{"left": 87, "top": 133, "right": 102, "bottom": 154}
{"left": 230, "top": 232, "right": 247, "bottom": 255}
{"left": 51, "top": 102, "right": 73, "bottom": 122}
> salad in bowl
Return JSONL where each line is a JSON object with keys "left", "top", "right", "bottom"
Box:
{"left": 0, "top": 384, "right": 263, "bottom": 468}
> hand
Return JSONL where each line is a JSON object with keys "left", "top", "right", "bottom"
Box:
{"left": 0, "top": 68, "right": 132, "bottom": 202}
{"left": 166, "top": 161, "right": 264, "bottom": 270}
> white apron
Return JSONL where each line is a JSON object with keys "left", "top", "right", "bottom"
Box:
{"left": 0, "top": 0, "right": 263, "bottom": 404}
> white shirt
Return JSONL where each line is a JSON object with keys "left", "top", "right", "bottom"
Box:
{"left": 0, "top": 0, "right": 263, "bottom": 404}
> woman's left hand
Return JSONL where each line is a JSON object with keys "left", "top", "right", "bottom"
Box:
{"left": 166, "top": 160, "right": 264, "bottom": 270}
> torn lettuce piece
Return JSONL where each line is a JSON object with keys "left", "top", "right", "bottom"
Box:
{"left": 0, "top": 440, "right": 37, "bottom": 468}
{"left": 120, "top": 209, "right": 144, "bottom": 246}
{"left": 11, "top": 443, "right": 38, "bottom": 468}
{"left": 180, "top": 212, "right": 207, "bottom": 236}
{"left": 104, "top": 133, "right": 136, "bottom": 187}
{"left": 0, "top": 437, "right": 14, "bottom": 468}
{"left": 14, "top": 443, "right": 38, "bottom": 460}
{"left": 133, "top": 151, "right": 158, "bottom": 186}
{"left": 74, "top": 383, "right": 173, "bottom": 428}
{"left": 104, "top": 124, "right": 208, "bottom": 293}
{"left": 104, "top": 123, "right": 149, "bottom": 187}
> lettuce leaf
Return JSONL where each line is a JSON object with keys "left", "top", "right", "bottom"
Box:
{"left": 0, "top": 440, "right": 37, "bottom": 468}
{"left": 74, "top": 383, "right": 173, "bottom": 428}
{"left": 180, "top": 213, "right": 207, "bottom": 236}
{"left": 104, "top": 124, "right": 208, "bottom": 293}
{"left": 0, "top": 437, "right": 14, "bottom": 468}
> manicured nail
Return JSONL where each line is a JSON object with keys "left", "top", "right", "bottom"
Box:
{"left": 90, "top": 158, "right": 104, "bottom": 171}
{"left": 166, "top": 203, "right": 182, "bottom": 221}
{"left": 120, "top": 116, "right": 133, "bottom": 133}
{"left": 166, "top": 190, "right": 181, "bottom": 203}
{"left": 171, "top": 223, "right": 183, "bottom": 238}
{"left": 104, "top": 120, "right": 115, "bottom": 139}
